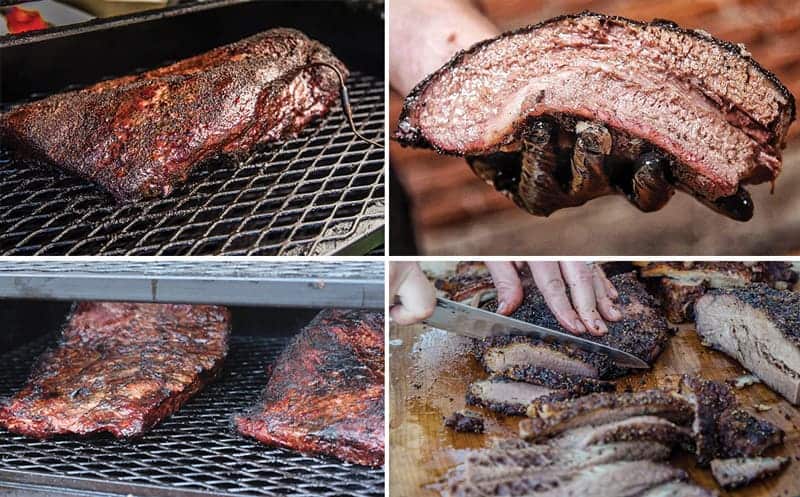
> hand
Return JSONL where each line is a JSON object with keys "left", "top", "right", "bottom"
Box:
{"left": 389, "top": 262, "right": 436, "bottom": 325}
{"left": 485, "top": 262, "right": 621, "bottom": 336}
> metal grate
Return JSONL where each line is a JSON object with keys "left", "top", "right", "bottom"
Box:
{"left": 0, "top": 334, "right": 384, "bottom": 497}
{"left": 0, "top": 71, "right": 384, "bottom": 256}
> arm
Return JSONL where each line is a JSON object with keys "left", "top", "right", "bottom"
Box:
{"left": 389, "top": 0, "right": 499, "bottom": 96}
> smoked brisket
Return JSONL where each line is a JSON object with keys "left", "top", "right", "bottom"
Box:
{"left": 0, "top": 29, "right": 347, "bottom": 202}
{"left": 396, "top": 12, "right": 795, "bottom": 220}
{"left": 235, "top": 309, "right": 384, "bottom": 467}
{"left": 0, "top": 302, "right": 230, "bottom": 438}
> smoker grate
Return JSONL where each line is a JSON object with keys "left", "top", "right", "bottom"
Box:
{"left": 0, "top": 71, "right": 384, "bottom": 256}
{"left": 0, "top": 334, "right": 384, "bottom": 497}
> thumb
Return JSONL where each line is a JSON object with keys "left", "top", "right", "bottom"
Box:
{"left": 485, "top": 262, "right": 523, "bottom": 315}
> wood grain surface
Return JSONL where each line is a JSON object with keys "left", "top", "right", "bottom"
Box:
{"left": 389, "top": 322, "right": 800, "bottom": 497}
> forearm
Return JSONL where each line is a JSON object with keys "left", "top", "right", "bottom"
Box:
{"left": 389, "top": 0, "right": 499, "bottom": 96}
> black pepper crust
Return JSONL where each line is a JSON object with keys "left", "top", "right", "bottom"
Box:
{"left": 396, "top": 11, "right": 795, "bottom": 151}
{"left": 444, "top": 409, "right": 485, "bottom": 433}
{"left": 679, "top": 375, "right": 737, "bottom": 466}
{"left": 479, "top": 272, "right": 673, "bottom": 379}
{"left": 500, "top": 364, "right": 616, "bottom": 392}
{"left": 718, "top": 408, "right": 784, "bottom": 458}
{"left": 706, "top": 284, "right": 800, "bottom": 348}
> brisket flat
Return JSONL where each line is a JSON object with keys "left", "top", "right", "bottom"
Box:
{"left": 478, "top": 272, "right": 672, "bottom": 379}
{"left": 695, "top": 285, "right": 800, "bottom": 404}
{"left": 0, "top": 29, "right": 347, "bottom": 202}
{"left": 710, "top": 456, "right": 789, "bottom": 490}
{"left": 717, "top": 408, "right": 784, "bottom": 458}
{"left": 396, "top": 12, "right": 795, "bottom": 220}
{"left": 235, "top": 309, "right": 384, "bottom": 467}
{"left": 0, "top": 302, "right": 230, "bottom": 438}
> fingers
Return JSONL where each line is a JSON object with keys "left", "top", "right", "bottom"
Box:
{"left": 485, "top": 262, "right": 523, "bottom": 315}
{"left": 389, "top": 262, "right": 436, "bottom": 325}
{"left": 559, "top": 262, "right": 607, "bottom": 336}
{"left": 591, "top": 265, "right": 622, "bottom": 322}
{"left": 517, "top": 118, "right": 566, "bottom": 216}
{"left": 628, "top": 151, "right": 674, "bottom": 212}
{"left": 528, "top": 262, "right": 585, "bottom": 335}
{"left": 570, "top": 121, "right": 612, "bottom": 197}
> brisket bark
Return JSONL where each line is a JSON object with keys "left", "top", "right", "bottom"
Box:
{"left": 478, "top": 272, "right": 671, "bottom": 379}
{"left": 547, "top": 416, "right": 693, "bottom": 450}
{"left": 445, "top": 409, "right": 485, "bottom": 433}
{"left": 396, "top": 12, "right": 795, "bottom": 220}
{"left": 0, "top": 302, "right": 230, "bottom": 439}
{"left": 694, "top": 285, "right": 800, "bottom": 404}
{"left": 717, "top": 408, "right": 784, "bottom": 457}
{"left": 235, "top": 309, "right": 384, "bottom": 467}
{"left": 0, "top": 29, "right": 347, "bottom": 202}
{"left": 466, "top": 376, "right": 608, "bottom": 416}
{"left": 676, "top": 375, "right": 737, "bottom": 466}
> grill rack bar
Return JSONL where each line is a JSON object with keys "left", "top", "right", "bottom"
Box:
{"left": 0, "top": 261, "right": 385, "bottom": 308}
{"left": 0, "top": 334, "right": 384, "bottom": 497}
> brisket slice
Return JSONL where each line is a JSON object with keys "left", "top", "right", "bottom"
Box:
{"left": 547, "top": 416, "right": 693, "bottom": 450}
{"left": 0, "top": 302, "right": 230, "bottom": 439}
{"left": 397, "top": 12, "right": 795, "bottom": 219}
{"left": 717, "top": 408, "right": 784, "bottom": 458}
{"left": 498, "top": 364, "right": 616, "bottom": 392}
{"left": 638, "top": 481, "right": 719, "bottom": 497}
{"left": 710, "top": 457, "right": 789, "bottom": 490}
{"left": 694, "top": 285, "right": 800, "bottom": 405}
{"left": 676, "top": 375, "right": 737, "bottom": 466}
{"left": 520, "top": 389, "right": 694, "bottom": 442}
{"left": 235, "top": 309, "right": 384, "bottom": 467}
{"left": 478, "top": 272, "right": 672, "bottom": 379}
{"left": 466, "top": 376, "right": 608, "bottom": 416}
{"left": 0, "top": 29, "right": 346, "bottom": 202}
{"left": 635, "top": 262, "right": 797, "bottom": 323}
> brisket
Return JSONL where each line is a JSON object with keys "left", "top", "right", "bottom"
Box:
{"left": 479, "top": 272, "right": 671, "bottom": 379}
{"left": 635, "top": 262, "right": 797, "bottom": 323}
{"left": 547, "top": 416, "right": 692, "bottom": 450}
{"left": 498, "top": 364, "right": 616, "bottom": 392}
{"left": 694, "top": 285, "right": 800, "bottom": 404}
{"left": 0, "top": 302, "right": 230, "bottom": 439}
{"left": 466, "top": 376, "right": 607, "bottom": 416}
{"left": 676, "top": 375, "right": 737, "bottom": 466}
{"left": 520, "top": 389, "right": 694, "bottom": 442}
{"left": 638, "top": 481, "right": 719, "bottom": 497}
{"left": 0, "top": 29, "right": 347, "bottom": 202}
{"left": 717, "top": 408, "right": 784, "bottom": 457}
{"left": 710, "top": 456, "right": 789, "bottom": 490}
{"left": 396, "top": 13, "right": 795, "bottom": 220}
{"left": 235, "top": 309, "right": 384, "bottom": 467}
{"left": 445, "top": 409, "right": 485, "bottom": 433}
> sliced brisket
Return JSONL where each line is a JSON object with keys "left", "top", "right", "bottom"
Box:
{"left": 520, "top": 389, "right": 694, "bottom": 442}
{"left": 676, "top": 375, "right": 737, "bottom": 466}
{"left": 694, "top": 285, "right": 800, "bottom": 404}
{"left": 397, "top": 13, "right": 795, "bottom": 220}
{"left": 717, "top": 408, "right": 784, "bottom": 457}
{"left": 478, "top": 272, "right": 671, "bottom": 379}
{"left": 235, "top": 309, "right": 384, "bottom": 466}
{"left": 0, "top": 302, "right": 230, "bottom": 438}
{"left": 445, "top": 409, "right": 485, "bottom": 433}
{"left": 710, "top": 456, "right": 789, "bottom": 490}
{"left": 0, "top": 29, "right": 347, "bottom": 202}
{"left": 547, "top": 415, "right": 693, "bottom": 450}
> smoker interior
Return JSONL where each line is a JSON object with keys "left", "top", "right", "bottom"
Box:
{"left": 0, "top": 302, "right": 384, "bottom": 497}
{"left": 0, "top": 0, "right": 385, "bottom": 255}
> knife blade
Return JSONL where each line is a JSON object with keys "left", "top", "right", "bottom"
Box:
{"left": 423, "top": 297, "right": 649, "bottom": 370}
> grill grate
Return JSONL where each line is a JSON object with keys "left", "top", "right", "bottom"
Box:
{"left": 0, "top": 72, "right": 384, "bottom": 256}
{"left": 0, "top": 334, "right": 384, "bottom": 497}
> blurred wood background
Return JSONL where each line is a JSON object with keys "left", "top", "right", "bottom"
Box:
{"left": 389, "top": 0, "right": 800, "bottom": 255}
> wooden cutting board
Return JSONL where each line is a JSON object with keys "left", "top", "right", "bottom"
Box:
{"left": 389, "top": 322, "right": 800, "bottom": 497}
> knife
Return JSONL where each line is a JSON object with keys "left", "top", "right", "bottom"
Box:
{"left": 423, "top": 297, "right": 649, "bottom": 370}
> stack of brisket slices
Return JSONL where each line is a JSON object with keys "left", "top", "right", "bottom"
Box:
{"left": 0, "top": 303, "right": 384, "bottom": 468}
{"left": 435, "top": 267, "right": 790, "bottom": 495}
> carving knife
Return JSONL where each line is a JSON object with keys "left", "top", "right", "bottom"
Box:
{"left": 423, "top": 297, "right": 649, "bottom": 369}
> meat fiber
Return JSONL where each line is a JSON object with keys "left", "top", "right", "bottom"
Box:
{"left": 396, "top": 12, "right": 795, "bottom": 220}
{"left": 710, "top": 456, "right": 789, "bottom": 490}
{"left": 694, "top": 285, "right": 800, "bottom": 404}
{"left": 0, "top": 302, "right": 230, "bottom": 438}
{"left": 478, "top": 272, "right": 672, "bottom": 380}
{"left": 635, "top": 262, "right": 797, "bottom": 323}
{"left": 717, "top": 408, "right": 784, "bottom": 457}
{"left": 0, "top": 29, "right": 347, "bottom": 202}
{"left": 235, "top": 309, "right": 384, "bottom": 467}
{"left": 520, "top": 390, "right": 694, "bottom": 442}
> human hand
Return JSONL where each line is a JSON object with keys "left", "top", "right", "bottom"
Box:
{"left": 484, "top": 261, "right": 621, "bottom": 336}
{"left": 389, "top": 262, "right": 436, "bottom": 325}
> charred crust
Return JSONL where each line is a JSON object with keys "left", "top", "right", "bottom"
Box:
{"left": 396, "top": 11, "right": 795, "bottom": 148}
{"left": 499, "top": 365, "right": 616, "bottom": 392}
{"left": 444, "top": 409, "right": 485, "bottom": 433}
